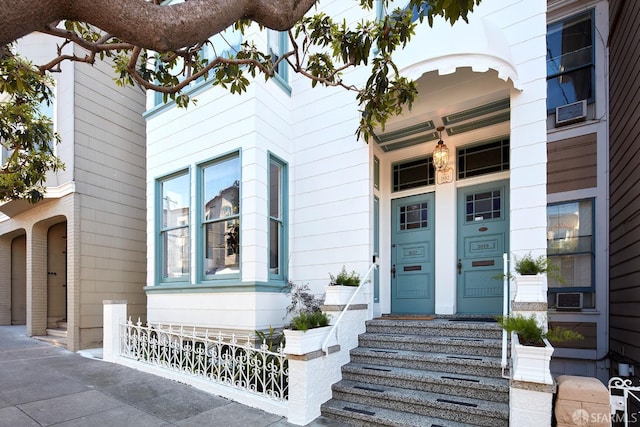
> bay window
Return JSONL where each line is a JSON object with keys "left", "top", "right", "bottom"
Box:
{"left": 201, "top": 153, "right": 240, "bottom": 279}
{"left": 269, "top": 155, "right": 287, "bottom": 280}
{"left": 160, "top": 172, "right": 190, "bottom": 281}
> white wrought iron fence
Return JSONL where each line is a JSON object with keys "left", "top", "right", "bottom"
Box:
{"left": 120, "top": 319, "right": 288, "bottom": 402}
{"left": 609, "top": 376, "right": 640, "bottom": 426}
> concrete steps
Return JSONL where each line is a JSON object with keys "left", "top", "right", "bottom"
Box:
{"left": 35, "top": 320, "right": 68, "bottom": 348}
{"left": 321, "top": 317, "right": 509, "bottom": 426}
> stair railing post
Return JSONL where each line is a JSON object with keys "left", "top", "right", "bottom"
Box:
{"left": 501, "top": 253, "right": 509, "bottom": 378}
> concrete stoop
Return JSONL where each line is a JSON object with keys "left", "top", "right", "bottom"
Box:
{"left": 321, "top": 318, "right": 510, "bottom": 426}
{"left": 34, "top": 320, "right": 68, "bottom": 348}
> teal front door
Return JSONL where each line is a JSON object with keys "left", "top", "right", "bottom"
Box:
{"left": 457, "top": 181, "right": 509, "bottom": 314}
{"left": 391, "top": 193, "right": 435, "bottom": 314}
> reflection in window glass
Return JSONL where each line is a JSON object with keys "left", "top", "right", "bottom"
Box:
{"left": 465, "top": 190, "right": 501, "bottom": 222}
{"left": 547, "top": 199, "right": 594, "bottom": 289}
{"left": 161, "top": 173, "right": 190, "bottom": 280}
{"left": 399, "top": 202, "right": 428, "bottom": 230}
{"left": 546, "top": 11, "right": 593, "bottom": 111}
{"left": 269, "top": 157, "right": 286, "bottom": 278}
{"left": 202, "top": 155, "right": 240, "bottom": 277}
{"left": 267, "top": 30, "right": 289, "bottom": 82}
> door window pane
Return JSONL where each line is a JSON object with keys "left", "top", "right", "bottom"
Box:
{"left": 399, "top": 202, "right": 428, "bottom": 230}
{"left": 465, "top": 190, "right": 501, "bottom": 222}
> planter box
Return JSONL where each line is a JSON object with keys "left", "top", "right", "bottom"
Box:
{"left": 324, "top": 285, "right": 366, "bottom": 306}
{"left": 283, "top": 326, "right": 335, "bottom": 355}
{"left": 511, "top": 331, "right": 554, "bottom": 384}
{"left": 514, "top": 275, "right": 547, "bottom": 303}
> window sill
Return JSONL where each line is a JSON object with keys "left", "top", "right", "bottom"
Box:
{"left": 145, "top": 280, "right": 286, "bottom": 293}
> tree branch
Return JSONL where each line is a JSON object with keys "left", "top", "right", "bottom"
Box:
{"left": 0, "top": 0, "right": 319, "bottom": 51}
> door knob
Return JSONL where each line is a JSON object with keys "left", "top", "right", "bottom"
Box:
{"left": 391, "top": 264, "right": 396, "bottom": 279}
{"left": 457, "top": 259, "right": 462, "bottom": 275}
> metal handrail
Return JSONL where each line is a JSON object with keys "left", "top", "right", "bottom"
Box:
{"left": 501, "top": 252, "right": 510, "bottom": 378}
{"left": 322, "top": 262, "right": 378, "bottom": 355}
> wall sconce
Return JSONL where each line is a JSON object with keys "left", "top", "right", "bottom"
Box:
{"left": 432, "top": 126, "right": 449, "bottom": 171}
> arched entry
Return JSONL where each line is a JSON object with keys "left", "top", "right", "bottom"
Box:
{"left": 11, "top": 235, "right": 26, "bottom": 324}
{"left": 47, "top": 222, "right": 67, "bottom": 327}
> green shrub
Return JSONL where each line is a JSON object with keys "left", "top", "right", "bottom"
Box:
{"left": 513, "top": 252, "right": 563, "bottom": 283}
{"left": 289, "top": 311, "right": 330, "bottom": 331}
{"left": 496, "top": 314, "right": 583, "bottom": 346}
{"left": 329, "top": 266, "right": 361, "bottom": 286}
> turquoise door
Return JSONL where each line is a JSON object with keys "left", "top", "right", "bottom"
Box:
{"left": 457, "top": 181, "right": 509, "bottom": 314}
{"left": 391, "top": 193, "right": 435, "bottom": 314}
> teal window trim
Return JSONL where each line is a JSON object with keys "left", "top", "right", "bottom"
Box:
{"left": 145, "top": 280, "right": 288, "bottom": 294}
{"left": 374, "top": 155, "right": 380, "bottom": 190}
{"left": 373, "top": 195, "right": 380, "bottom": 303}
{"left": 268, "top": 30, "right": 292, "bottom": 95}
{"left": 156, "top": 169, "right": 191, "bottom": 285}
{"left": 546, "top": 9, "right": 595, "bottom": 113}
{"left": 197, "top": 150, "right": 242, "bottom": 283}
{"left": 268, "top": 153, "right": 288, "bottom": 282}
{"left": 145, "top": 29, "right": 244, "bottom": 118}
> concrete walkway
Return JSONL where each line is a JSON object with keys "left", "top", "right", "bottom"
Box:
{"left": 0, "top": 326, "right": 346, "bottom": 427}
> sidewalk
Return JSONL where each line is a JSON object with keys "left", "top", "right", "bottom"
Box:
{"left": 0, "top": 326, "right": 346, "bottom": 427}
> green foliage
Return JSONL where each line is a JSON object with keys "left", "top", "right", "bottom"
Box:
{"left": 255, "top": 326, "right": 285, "bottom": 351}
{"left": 0, "top": 45, "right": 64, "bottom": 203}
{"left": 513, "top": 252, "right": 564, "bottom": 283}
{"left": 284, "top": 281, "right": 330, "bottom": 331}
{"left": 289, "top": 311, "right": 330, "bottom": 331}
{"left": 496, "top": 314, "right": 583, "bottom": 346}
{"left": 2, "top": 1, "right": 482, "bottom": 201}
{"left": 329, "top": 265, "right": 361, "bottom": 286}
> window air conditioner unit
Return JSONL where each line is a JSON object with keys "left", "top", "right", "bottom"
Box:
{"left": 556, "top": 292, "right": 583, "bottom": 310}
{"left": 555, "top": 100, "right": 587, "bottom": 126}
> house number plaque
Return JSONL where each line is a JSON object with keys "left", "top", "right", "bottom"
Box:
{"left": 437, "top": 167, "right": 453, "bottom": 184}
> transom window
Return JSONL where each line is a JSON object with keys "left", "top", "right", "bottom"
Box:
{"left": 547, "top": 10, "right": 594, "bottom": 112}
{"left": 399, "top": 202, "right": 428, "bottom": 230}
{"left": 160, "top": 172, "right": 190, "bottom": 281}
{"left": 202, "top": 154, "right": 240, "bottom": 278}
{"left": 392, "top": 156, "right": 435, "bottom": 192}
{"left": 457, "top": 139, "right": 509, "bottom": 179}
{"left": 465, "top": 190, "right": 501, "bottom": 222}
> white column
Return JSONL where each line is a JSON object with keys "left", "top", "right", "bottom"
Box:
{"left": 103, "top": 300, "right": 127, "bottom": 362}
{"left": 434, "top": 172, "right": 457, "bottom": 314}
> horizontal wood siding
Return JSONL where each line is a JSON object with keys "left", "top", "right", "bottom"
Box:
{"left": 609, "top": 0, "right": 640, "bottom": 364}
{"left": 547, "top": 133, "right": 597, "bottom": 194}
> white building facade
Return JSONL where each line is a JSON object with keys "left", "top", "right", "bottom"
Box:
{"left": 144, "top": 0, "right": 552, "bottom": 332}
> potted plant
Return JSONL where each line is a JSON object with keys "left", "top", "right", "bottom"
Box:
{"left": 511, "top": 252, "right": 562, "bottom": 303}
{"left": 497, "top": 314, "right": 582, "bottom": 384}
{"left": 282, "top": 282, "right": 334, "bottom": 355}
{"left": 325, "top": 266, "right": 366, "bottom": 305}
{"left": 329, "top": 266, "right": 361, "bottom": 287}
